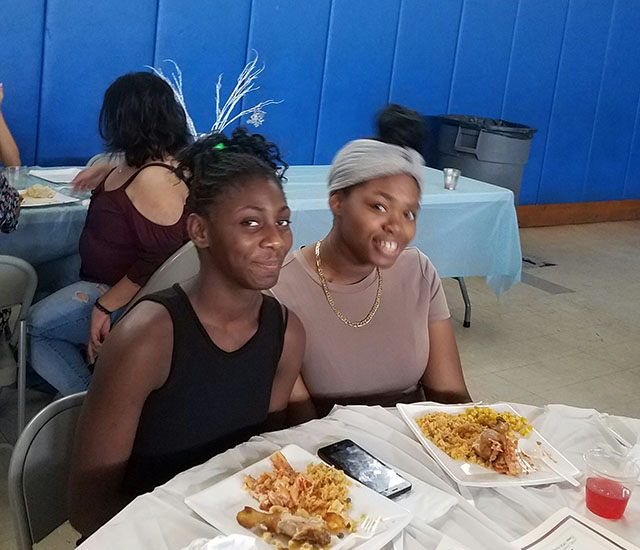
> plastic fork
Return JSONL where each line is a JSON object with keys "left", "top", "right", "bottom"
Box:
{"left": 341, "top": 515, "right": 384, "bottom": 549}
{"left": 360, "top": 515, "right": 382, "bottom": 534}
{"left": 519, "top": 439, "right": 580, "bottom": 487}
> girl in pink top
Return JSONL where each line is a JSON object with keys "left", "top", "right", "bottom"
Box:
{"left": 271, "top": 105, "right": 471, "bottom": 416}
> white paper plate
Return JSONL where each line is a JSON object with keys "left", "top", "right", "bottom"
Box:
{"left": 29, "top": 167, "right": 82, "bottom": 184}
{"left": 19, "top": 188, "right": 80, "bottom": 207}
{"left": 397, "top": 402, "right": 581, "bottom": 487}
{"left": 185, "top": 444, "right": 412, "bottom": 550}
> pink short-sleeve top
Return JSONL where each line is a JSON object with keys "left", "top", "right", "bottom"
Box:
{"left": 270, "top": 247, "right": 450, "bottom": 400}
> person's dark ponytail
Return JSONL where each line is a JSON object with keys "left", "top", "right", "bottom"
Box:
{"left": 376, "top": 104, "right": 425, "bottom": 153}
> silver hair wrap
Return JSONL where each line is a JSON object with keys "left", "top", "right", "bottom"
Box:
{"left": 328, "top": 139, "right": 425, "bottom": 193}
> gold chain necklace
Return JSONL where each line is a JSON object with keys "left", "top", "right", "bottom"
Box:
{"left": 314, "top": 240, "right": 382, "bottom": 328}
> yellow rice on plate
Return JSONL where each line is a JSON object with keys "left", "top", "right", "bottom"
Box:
{"left": 415, "top": 406, "right": 532, "bottom": 469}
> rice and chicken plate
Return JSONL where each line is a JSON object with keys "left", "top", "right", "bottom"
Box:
{"left": 237, "top": 451, "right": 355, "bottom": 548}
{"left": 416, "top": 406, "right": 533, "bottom": 476}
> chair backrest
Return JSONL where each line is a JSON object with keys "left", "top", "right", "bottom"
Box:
{"left": 8, "top": 392, "right": 86, "bottom": 549}
{"left": 0, "top": 256, "right": 37, "bottom": 322}
{"left": 121, "top": 241, "right": 200, "bottom": 316}
{"left": 86, "top": 152, "right": 125, "bottom": 167}
{"left": 87, "top": 153, "right": 124, "bottom": 168}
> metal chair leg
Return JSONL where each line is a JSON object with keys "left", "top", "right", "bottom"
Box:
{"left": 454, "top": 277, "right": 471, "bottom": 328}
{"left": 18, "top": 319, "right": 26, "bottom": 434}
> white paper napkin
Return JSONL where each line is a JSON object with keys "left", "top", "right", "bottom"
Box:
{"left": 179, "top": 534, "right": 257, "bottom": 550}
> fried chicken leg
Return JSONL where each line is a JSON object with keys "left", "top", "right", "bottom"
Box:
{"left": 237, "top": 506, "right": 332, "bottom": 546}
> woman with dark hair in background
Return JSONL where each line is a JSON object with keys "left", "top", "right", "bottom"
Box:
{"left": 271, "top": 104, "right": 471, "bottom": 417}
{"left": 27, "top": 71, "right": 191, "bottom": 395}
{"left": 68, "top": 128, "right": 305, "bottom": 538}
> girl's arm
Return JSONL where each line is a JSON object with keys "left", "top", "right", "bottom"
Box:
{"left": 68, "top": 302, "right": 172, "bottom": 537}
{"left": 421, "top": 318, "right": 472, "bottom": 404}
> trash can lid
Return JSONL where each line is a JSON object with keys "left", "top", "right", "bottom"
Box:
{"left": 439, "top": 114, "right": 537, "bottom": 139}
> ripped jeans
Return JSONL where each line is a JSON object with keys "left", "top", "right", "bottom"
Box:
{"left": 27, "top": 281, "right": 118, "bottom": 395}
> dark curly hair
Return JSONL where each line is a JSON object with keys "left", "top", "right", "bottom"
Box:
{"left": 339, "top": 104, "right": 425, "bottom": 196}
{"left": 176, "top": 127, "right": 288, "bottom": 216}
{"left": 99, "top": 72, "right": 191, "bottom": 167}
{"left": 376, "top": 103, "right": 425, "bottom": 152}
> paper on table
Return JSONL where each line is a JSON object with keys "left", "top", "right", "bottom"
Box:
{"left": 514, "top": 508, "right": 640, "bottom": 550}
{"left": 179, "top": 534, "right": 257, "bottom": 550}
{"left": 29, "top": 168, "right": 82, "bottom": 183}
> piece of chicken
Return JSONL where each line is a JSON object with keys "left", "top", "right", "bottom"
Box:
{"left": 271, "top": 451, "right": 297, "bottom": 478}
{"left": 492, "top": 435, "right": 523, "bottom": 476}
{"left": 472, "top": 416, "right": 523, "bottom": 476}
{"left": 237, "top": 506, "right": 332, "bottom": 546}
{"left": 472, "top": 428, "right": 504, "bottom": 462}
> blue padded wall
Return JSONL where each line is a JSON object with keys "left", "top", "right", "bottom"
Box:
{"left": 583, "top": 0, "right": 640, "bottom": 202}
{"left": 313, "top": 0, "right": 402, "bottom": 163}
{"left": 154, "top": 0, "right": 252, "bottom": 136}
{"left": 0, "top": 0, "right": 45, "bottom": 166}
{"left": 36, "top": 0, "right": 158, "bottom": 165}
{"left": 4, "top": 0, "right": 640, "bottom": 204}
{"left": 448, "top": 0, "right": 518, "bottom": 117}
{"left": 501, "top": 0, "right": 569, "bottom": 206}
{"left": 389, "top": 0, "right": 463, "bottom": 115}
{"left": 244, "top": 0, "right": 331, "bottom": 164}
{"left": 538, "top": 0, "right": 615, "bottom": 204}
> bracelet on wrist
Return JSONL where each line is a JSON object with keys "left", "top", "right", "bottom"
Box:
{"left": 94, "top": 299, "right": 113, "bottom": 316}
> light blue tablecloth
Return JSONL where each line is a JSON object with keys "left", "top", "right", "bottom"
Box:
{"left": 0, "top": 171, "right": 88, "bottom": 300}
{"left": 284, "top": 166, "right": 522, "bottom": 295}
{"left": 1, "top": 165, "right": 521, "bottom": 301}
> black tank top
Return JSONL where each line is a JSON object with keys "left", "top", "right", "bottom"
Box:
{"left": 123, "top": 284, "right": 287, "bottom": 495}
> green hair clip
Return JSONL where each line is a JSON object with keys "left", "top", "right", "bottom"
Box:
{"left": 214, "top": 142, "right": 226, "bottom": 150}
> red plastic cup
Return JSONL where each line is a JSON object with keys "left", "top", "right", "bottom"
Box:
{"left": 584, "top": 448, "right": 639, "bottom": 519}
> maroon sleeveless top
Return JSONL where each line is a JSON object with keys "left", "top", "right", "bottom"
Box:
{"left": 79, "top": 163, "right": 188, "bottom": 286}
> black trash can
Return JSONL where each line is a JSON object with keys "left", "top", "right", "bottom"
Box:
{"left": 430, "top": 115, "right": 537, "bottom": 204}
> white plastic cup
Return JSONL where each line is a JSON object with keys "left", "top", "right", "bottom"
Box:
{"left": 584, "top": 448, "right": 639, "bottom": 519}
{"left": 443, "top": 168, "right": 461, "bottom": 190}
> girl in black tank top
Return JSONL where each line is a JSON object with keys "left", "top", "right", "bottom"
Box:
{"left": 123, "top": 284, "right": 287, "bottom": 494}
{"left": 69, "top": 129, "right": 305, "bottom": 538}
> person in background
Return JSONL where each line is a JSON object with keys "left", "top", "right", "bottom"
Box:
{"left": 0, "top": 171, "right": 19, "bottom": 234}
{"left": 0, "top": 82, "right": 22, "bottom": 340}
{"left": 270, "top": 104, "right": 471, "bottom": 417}
{"left": 0, "top": 81, "right": 21, "bottom": 232}
{"left": 0, "top": 171, "right": 22, "bottom": 343}
{"left": 0, "top": 82, "right": 21, "bottom": 167}
{"left": 27, "top": 72, "right": 191, "bottom": 395}
{"left": 68, "top": 128, "right": 305, "bottom": 538}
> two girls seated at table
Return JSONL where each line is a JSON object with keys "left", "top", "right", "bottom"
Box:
{"left": 27, "top": 72, "right": 191, "bottom": 395}
{"left": 69, "top": 129, "right": 305, "bottom": 538}
{"left": 270, "top": 105, "right": 471, "bottom": 416}
{"left": 68, "top": 104, "right": 469, "bottom": 537}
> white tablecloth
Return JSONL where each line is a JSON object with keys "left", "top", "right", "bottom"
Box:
{"left": 80, "top": 403, "right": 640, "bottom": 550}
{"left": 285, "top": 166, "right": 521, "bottom": 295}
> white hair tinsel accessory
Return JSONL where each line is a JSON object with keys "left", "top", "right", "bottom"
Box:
{"left": 328, "top": 139, "right": 425, "bottom": 193}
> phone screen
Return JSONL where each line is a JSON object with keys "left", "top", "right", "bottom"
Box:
{"left": 318, "top": 440, "right": 411, "bottom": 498}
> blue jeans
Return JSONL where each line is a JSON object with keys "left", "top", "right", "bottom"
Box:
{"left": 27, "top": 281, "right": 119, "bottom": 395}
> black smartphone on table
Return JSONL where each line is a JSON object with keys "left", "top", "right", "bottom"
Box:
{"left": 317, "top": 439, "right": 412, "bottom": 499}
